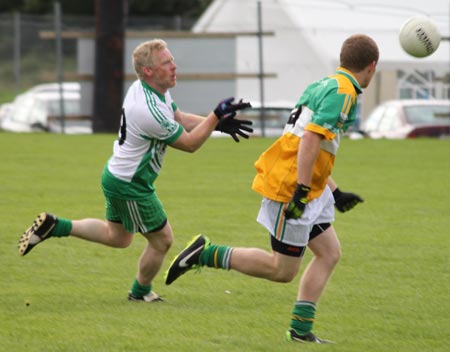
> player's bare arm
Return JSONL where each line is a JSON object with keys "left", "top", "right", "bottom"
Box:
{"left": 170, "top": 112, "right": 218, "bottom": 153}
{"left": 285, "top": 130, "right": 324, "bottom": 219}
{"left": 174, "top": 109, "right": 206, "bottom": 132}
{"left": 171, "top": 98, "right": 253, "bottom": 150}
{"left": 327, "top": 177, "right": 338, "bottom": 192}
{"left": 297, "top": 130, "right": 323, "bottom": 186}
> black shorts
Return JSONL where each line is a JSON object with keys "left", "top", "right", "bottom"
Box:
{"left": 270, "top": 223, "right": 331, "bottom": 257}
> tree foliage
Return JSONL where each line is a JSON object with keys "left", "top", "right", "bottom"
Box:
{"left": 129, "top": 0, "right": 212, "bottom": 17}
{"left": 0, "top": 0, "right": 212, "bottom": 17}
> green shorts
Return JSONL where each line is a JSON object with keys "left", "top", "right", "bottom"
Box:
{"left": 104, "top": 192, "right": 167, "bottom": 234}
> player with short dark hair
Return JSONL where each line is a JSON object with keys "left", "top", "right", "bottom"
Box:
{"left": 165, "top": 34, "right": 379, "bottom": 343}
{"left": 18, "top": 39, "right": 252, "bottom": 302}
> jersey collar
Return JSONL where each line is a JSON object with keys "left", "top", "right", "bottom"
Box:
{"left": 335, "top": 67, "right": 362, "bottom": 94}
{"left": 140, "top": 80, "right": 166, "bottom": 103}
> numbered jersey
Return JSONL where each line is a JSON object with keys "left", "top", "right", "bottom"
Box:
{"left": 102, "top": 80, "right": 184, "bottom": 199}
{"left": 252, "top": 67, "right": 361, "bottom": 203}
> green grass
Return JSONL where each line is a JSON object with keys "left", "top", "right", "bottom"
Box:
{"left": 1, "top": 132, "right": 449, "bottom": 351}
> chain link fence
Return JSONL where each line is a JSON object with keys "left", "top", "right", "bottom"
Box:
{"left": 0, "top": 12, "right": 195, "bottom": 104}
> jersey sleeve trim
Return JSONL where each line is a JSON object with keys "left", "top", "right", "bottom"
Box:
{"left": 305, "top": 123, "right": 336, "bottom": 141}
{"left": 163, "top": 124, "right": 184, "bottom": 144}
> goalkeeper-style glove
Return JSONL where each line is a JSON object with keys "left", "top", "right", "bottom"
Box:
{"left": 285, "top": 184, "right": 311, "bottom": 219}
{"left": 332, "top": 188, "right": 364, "bottom": 212}
{"left": 214, "top": 97, "right": 252, "bottom": 120}
{"left": 215, "top": 117, "right": 253, "bottom": 142}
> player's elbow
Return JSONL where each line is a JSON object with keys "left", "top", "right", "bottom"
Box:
{"left": 177, "top": 143, "right": 200, "bottom": 153}
{"left": 185, "top": 144, "right": 201, "bottom": 153}
{"left": 170, "top": 133, "right": 205, "bottom": 153}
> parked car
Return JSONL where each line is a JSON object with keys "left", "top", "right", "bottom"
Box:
{"left": 0, "top": 102, "right": 12, "bottom": 122}
{"left": 27, "top": 82, "right": 80, "bottom": 94}
{"left": 362, "top": 99, "right": 450, "bottom": 139}
{"left": 213, "top": 101, "right": 295, "bottom": 138}
{"left": 0, "top": 82, "right": 92, "bottom": 134}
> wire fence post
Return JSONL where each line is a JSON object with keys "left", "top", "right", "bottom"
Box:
{"left": 257, "top": 0, "right": 266, "bottom": 137}
{"left": 13, "top": 12, "right": 21, "bottom": 95}
{"left": 54, "top": 1, "right": 66, "bottom": 134}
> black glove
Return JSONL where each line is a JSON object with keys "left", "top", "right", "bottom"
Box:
{"left": 333, "top": 188, "right": 364, "bottom": 212}
{"left": 215, "top": 116, "right": 253, "bottom": 142}
{"left": 285, "top": 184, "right": 311, "bottom": 219}
{"left": 214, "top": 97, "right": 252, "bottom": 120}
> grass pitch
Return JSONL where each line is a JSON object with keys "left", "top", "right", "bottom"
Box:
{"left": 1, "top": 132, "right": 449, "bottom": 351}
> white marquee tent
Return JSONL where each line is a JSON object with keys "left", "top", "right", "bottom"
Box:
{"left": 194, "top": 0, "right": 450, "bottom": 114}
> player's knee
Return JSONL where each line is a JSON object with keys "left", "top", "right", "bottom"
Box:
{"left": 144, "top": 229, "right": 173, "bottom": 254}
{"left": 320, "top": 246, "right": 341, "bottom": 268}
{"left": 272, "top": 272, "right": 296, "bottom": 283}
{"left": 160, "top": 235, "right": 173, "bottom": 253}
{"left": 335, "top": 247, "right": 342, "bottom": 264}
{"left": 331, "top": 246, "right": 342, "bottom": 264}
{"left": 161, "top": 230, "right": 174, "bottom": 252}
{"left": 114, "top": 234, "right": 133, "bottom": 248}
{"left": 270, "top": 267, "right": 298, "bottom": 283}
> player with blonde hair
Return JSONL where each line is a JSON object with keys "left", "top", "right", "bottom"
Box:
{"left": 19, "top": 39, "right": 252, "bottom": 302}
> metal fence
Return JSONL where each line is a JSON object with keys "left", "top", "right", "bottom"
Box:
{"left": 0, "top": 12, "right": 195, "bottom": 103}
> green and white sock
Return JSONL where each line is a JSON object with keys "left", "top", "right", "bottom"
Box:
{"left": 200, "top": 244, "right": 233, "bottom": 270}
{"left": 131, "top": 278, "right": 151, "bottom": 298}
{"left": 290, "top": 301, "right": 316, "bottom": 335}
{"left": 49, "top": 217, "right": 72, "bottom": 237}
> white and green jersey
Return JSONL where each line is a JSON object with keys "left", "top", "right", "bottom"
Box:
{"left": 102, "top": 80, "right": 184, "bottom": 200}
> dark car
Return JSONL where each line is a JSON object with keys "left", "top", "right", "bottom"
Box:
{"left": 362, "top": 99, "right": 450, "bottom": 139}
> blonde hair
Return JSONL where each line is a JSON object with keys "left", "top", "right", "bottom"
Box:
{"left": 132, "top": 39, "right": 167, "bottom": 80}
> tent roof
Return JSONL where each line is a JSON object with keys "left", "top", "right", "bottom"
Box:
{"left": 194, "top": 0, "right": 449, "bottom": 67}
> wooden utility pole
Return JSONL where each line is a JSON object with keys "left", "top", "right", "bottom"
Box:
{"left": 93, "top": 0, "right": 126, "bottom": 132}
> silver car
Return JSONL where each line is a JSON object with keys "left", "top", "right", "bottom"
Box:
{"left": 1, "top": 82, "right": 92, "bottom": 134}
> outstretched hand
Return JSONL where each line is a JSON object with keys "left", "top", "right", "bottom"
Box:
{"left": 332, "top": 188, "right": 364, "bottom": 212}
{"left": 215, "top": 116, "right": 253, "bottom": 142}
{"left": 214, "top": 98, "right": 253, "bottom": 142}
{"left": 214, "top": 97, "right": 252, "bottom": 120}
